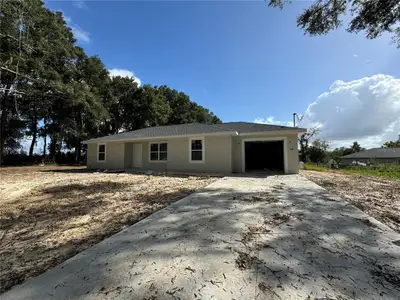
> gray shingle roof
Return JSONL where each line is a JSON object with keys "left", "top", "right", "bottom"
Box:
{"left": 219, "top": 122, "right": 305, "bottom": 133}
{"left": 84, "top": 122, "right": 306, "bottom": 143}
{"left": 341, "top": 148, "right": 400, "bottom": 159}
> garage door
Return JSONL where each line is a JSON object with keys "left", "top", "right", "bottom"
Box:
{"left": 244, "top": 141, "right": 284, "bottom": 172}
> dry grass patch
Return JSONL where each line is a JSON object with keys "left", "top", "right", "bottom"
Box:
{"left": 0, "top": 166, "right": 216, "bottom": 293}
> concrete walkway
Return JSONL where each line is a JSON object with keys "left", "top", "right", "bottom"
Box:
{"left": 2, "top": 175, "right": 400, "bottom": 300}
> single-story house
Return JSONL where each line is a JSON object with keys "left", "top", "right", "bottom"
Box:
{"left": 340, "top": 147, "right": 400, "bottom": 165}
{"left": 83, "top": 122, "right": 306, "bottom": 174}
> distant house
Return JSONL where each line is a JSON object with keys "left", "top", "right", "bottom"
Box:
{"left": 340, "top": 148, "right": 400, "bottom": 165}
{"left": 83, "top": 122, "right": 306, "bottom": 174}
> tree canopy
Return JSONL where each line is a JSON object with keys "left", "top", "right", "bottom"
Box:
{"left": 298, "top": 133, "right": 367, "bottom": 163}
{"left": 382, "top": 140, "right": 400, "bottom": 148}
{"left": 327, "top": 141, "right": 365, "bottom": 161}
{"left": 308, "top": 139, "right": 329, "bottom": 163}
{"left": 269, "top": 0, "right": 400, "bottom": 47}
{"left": 0, "top": 0, "right": 221, "bottom": 165}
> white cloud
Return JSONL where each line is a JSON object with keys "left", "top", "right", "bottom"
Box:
{"left": 62, "top": 15, "right": 72, "bottom": 23}
{"left": 298, "top": 74, "right": 400, "bottom": 148}
{"left": 71, "top": 25, "right": 90, "bottom": 43}
{"left": 253, "top": 75, "right": 400, "bottom": 149}
{"left": 254, "top": 116, "right": 293, "bottom": 127}
{"left": 108, "top": 68, "right": 142, "bottom": 86}
{"left": 353, "top": 54, "right": 358, "bottom": 58}
{"left": 56, "top": 10, "right": 90, "bottom": 43}
{"left": 73, "top": 0, "right": 88, "bottom": 9}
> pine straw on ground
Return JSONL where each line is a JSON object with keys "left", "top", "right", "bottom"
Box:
{"left": 0, "top": 166, "right": 216, "bottom": 293}
{"left": 301, "top": 170, "right": 400, "bottom": 233}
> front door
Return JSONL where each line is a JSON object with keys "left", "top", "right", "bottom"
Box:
{"left": 132, "top": 144, "right": 143, "bottom": 168}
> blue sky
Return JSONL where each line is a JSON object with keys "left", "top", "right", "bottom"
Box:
{"left": 42, "top": 0, "right": 400, "bottom": 148}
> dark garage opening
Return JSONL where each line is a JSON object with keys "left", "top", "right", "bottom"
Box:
{"left": 245, "top": 141, "right": 284, "bottom": 172}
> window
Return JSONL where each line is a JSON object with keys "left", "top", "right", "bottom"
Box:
{"left": 97, "top": 144, "right": 106, "bottom": 162}
{"left": 149, "top": 142, "right": 168, "bottom": 162}
{"left": 190, "top": 138, "right": 204, "bottom": 163}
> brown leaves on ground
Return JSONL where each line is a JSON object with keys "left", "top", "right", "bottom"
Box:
{"left": 235, "top": 251, "right": 262, "bottom": 270}
{"left": 230, "top": 192, "right": 278, "bottom": 203}
{"left": 241, "top": 225, "right": 271, "bottom": 246}
{"left": 301, "top": 170, "right": 400, "bottom": 233}
{"left": 0, "top": 166, "right": 216, "bottom": 293}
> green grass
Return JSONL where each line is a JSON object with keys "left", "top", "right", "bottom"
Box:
{"left": 303, "top": 164, "right": 330, "bottom": 171}
{"left": 304, "top": 163, "right": 400, "bottom": 180}
{"left": 341, "top": 164, "right": 400, "bottom": 180}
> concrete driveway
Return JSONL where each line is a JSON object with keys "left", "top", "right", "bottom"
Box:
{"left": 2, "top": 175, "right": 399, "bottom": 300}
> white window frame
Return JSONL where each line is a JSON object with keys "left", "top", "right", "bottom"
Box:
{"left": 97, "top": 143, "right": 106, "bottom": 162}
{"left": 148, "top": 141, "right": 168, "bottom": 163}
{"left": 189, "top": 137, "right": 205, "bottom": 163}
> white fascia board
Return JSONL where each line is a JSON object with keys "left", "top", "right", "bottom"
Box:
{"left": 82, "top": 131, "right": 238, "bottom": 144}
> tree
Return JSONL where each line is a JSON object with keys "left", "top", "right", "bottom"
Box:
{"left": 0, "top": 0, "right": 77, "bottom": 164}
{"left": 327, "top": 141, "right": 365, "bottom": 160}
{"left": 312, "top": 139, "right": 329, "bottom": 151}
{"left": 298, "top": 127, "right": 320, "bottom": 162}
{"left": 350, "top": 141, "right": 364, "bottom": 153}
{"left": 64, "top": 52, "right": 109, "bottom": 162}
{"left": 100, "top": 76, "right": 139, "bottom": 135}
{"left": 0, "top": 0, "right": 30, "bottom": 164}
{"left": 307, "top": 139, "right": 329, "bottom": 163}
{"left": 308, "top": 146, "right": 326, "bottom": 163}
{"left": 382, "top": 140, "right": 400, "bottom": 148}
{"left": 1, "top": 1, "right": 222, "bottom": 166}
{"left": 269, "top": 0, "right": 400, "bottom": 47}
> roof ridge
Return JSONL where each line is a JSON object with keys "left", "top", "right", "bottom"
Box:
{"left": 114, "top": 122, "right": 219, "bottom": 134}
{"left": 221, "top": 121, "right": 300, "bottom": 129}
{"left": 84, "top": 121, "right": 307, "bottom": 143}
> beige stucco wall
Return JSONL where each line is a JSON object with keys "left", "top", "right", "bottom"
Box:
{"left": 286, "top": 135, "right": 300, "bottom": 173}
{"left": 87, "top": 135, "right": 232, "bottom": 174}
{"left": 231, "top": 134, "right": 299, "bottom": 174}
{"left": 137, "top": 135, "right": 232, "bottom": 174}
{"left": 87, "top": 142, "right": 125, "bottom": 169}
{"left": 86, "top": 133, "right": 300, "bottom": 174}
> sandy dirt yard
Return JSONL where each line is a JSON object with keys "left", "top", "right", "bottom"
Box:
{"left": 0, "top": 166, "right": 216, "bottom": 293}
{"left": 301, "top": 170, "right": 400, "bottom": 233}
{"left": 2, "top": 175, "right": 399, "bottom": 300}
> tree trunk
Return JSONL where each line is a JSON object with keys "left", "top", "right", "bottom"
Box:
{"left": 29, "top": 129, "right": 37, "bottom": 157}
{"left": 29, "top": 100, "right": 38, "bottom": 157}
{"left": 49, "top": 136, "right": 57, "bottom": 161}
{"left": 0, "top": 107, "right": 7, "bottom": 166}
{"left": 43, "top": 135, "right": 47, "bottom": 158}
{"left": 0, "top": 89, "right": 11, "bottom": 166}
{"left": 42, "top": 118, "right": 47, "bottom": 158}
{"left": 75, "top": 141, "right": 81, "bottom": 164}
{"left": 57, "top": 141, "right": 62, "bottom": 161}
